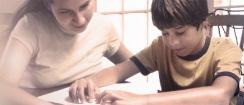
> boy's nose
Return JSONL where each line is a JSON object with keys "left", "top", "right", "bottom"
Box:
{"left": 168, "top": 36, "right": 180, "bottom": 49}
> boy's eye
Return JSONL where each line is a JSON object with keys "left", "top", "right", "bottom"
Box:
{"left": 176, "top": 31, "right": 185, "bottom": 36}
{"left": 176, "top": 32, "right": 185, "bottom": 35}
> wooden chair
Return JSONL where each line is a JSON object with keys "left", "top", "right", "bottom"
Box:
{"left": 208, "top": 9, "right": 244, "bottom": 105}
{"left": 208, "top": 15, "right": 244, "bottom": 51}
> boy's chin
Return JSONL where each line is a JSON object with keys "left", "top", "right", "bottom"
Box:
{"left": 174, "top": 52, "right": 188, "bottom": 57}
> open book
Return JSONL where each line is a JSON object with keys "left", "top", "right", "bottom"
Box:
{"left": 38, "top": 82, "right": 157, "bottom": 105}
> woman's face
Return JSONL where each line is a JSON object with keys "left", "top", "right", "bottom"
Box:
{"left": 161, "top": 24, "right": 207, "bottom": 57}
{"left": 50, "top": 0, "right": 95, "bottom": 35}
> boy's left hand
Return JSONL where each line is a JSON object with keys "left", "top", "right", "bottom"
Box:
{"left": 96, "top": 90, "right": 148, "bottom": 105}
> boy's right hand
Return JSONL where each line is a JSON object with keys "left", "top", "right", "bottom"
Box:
{"left": 69, "top": 78, "right": 99, "bottom": 104}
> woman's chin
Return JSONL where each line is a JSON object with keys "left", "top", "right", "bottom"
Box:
{"left": 64, "top": 29, "right": 86, "bottom": 35}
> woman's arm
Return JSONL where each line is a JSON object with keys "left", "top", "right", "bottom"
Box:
{"left": 0, "top": 38, "right": 31, "bottom": 84}
{"left": 0, "top": 84, "right": 54, "bottom": 105}
{"left": 0, "top": 38, "right": 53, "bottom": 105}
{"left": 91, "top": 60, "right": 140, "bottom": 87}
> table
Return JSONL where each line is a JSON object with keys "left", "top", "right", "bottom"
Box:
{"left": 38, "top": 82, "right": 158, "bottom": 105}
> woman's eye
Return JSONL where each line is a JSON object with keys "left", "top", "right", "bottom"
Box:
{"left": 79, "top": 4, "right": 89, "bottom": 11}
{"left": 79, "top": 1, "right": 90, "bottom": 11}
{"left": 60, "top": 11, "right": 73, "bottom": 16}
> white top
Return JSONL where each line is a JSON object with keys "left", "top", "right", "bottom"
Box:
{"left": 6, "top": 12, "right": 121, "bottom": 88}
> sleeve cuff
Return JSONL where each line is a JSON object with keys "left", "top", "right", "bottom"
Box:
{"left": 130, "top": 56, "right": 150, "bottom": 75}
{"left": 214, "top": 71, "right": 240, "bottom": 96}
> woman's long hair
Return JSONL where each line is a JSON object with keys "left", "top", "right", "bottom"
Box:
{"left": 6, "top": 0, "right": 53, "bottom": 35}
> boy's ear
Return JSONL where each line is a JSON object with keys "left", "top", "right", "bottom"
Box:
{"left": 202, "top": 20, "right": 210, "bottom": 30}
{"left": 201, "top": 20, "right": 211, "bottom": 36}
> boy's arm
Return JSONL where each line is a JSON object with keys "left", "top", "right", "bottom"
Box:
{"left": 147, "top": 75, "right": 237, "bottom": 105}
{"left": 97, "top": 75, "right": 237, "bottom": 105}
{"left": 91, "top": 60, "right": 140, "bottom": 87}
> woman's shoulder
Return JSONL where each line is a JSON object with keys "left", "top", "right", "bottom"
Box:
{"left": 12, "top": 11, "right": 58, "bottom": 39}
{"left": 16, "top": 11, "right": 54, "bottom": 29}
{"left": 12, "top": 12, "right": 40, "bottom": 32}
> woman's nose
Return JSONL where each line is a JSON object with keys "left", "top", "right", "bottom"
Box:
{"left": 72, "top": 13, "right": 86, "bottom": 26}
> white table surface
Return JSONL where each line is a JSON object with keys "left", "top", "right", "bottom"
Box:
{"left": 38, "top": 82, "right": 158, "bottom": 105}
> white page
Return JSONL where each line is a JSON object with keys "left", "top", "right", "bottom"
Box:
{"left": 38, "top": 83, "right": 157, "bottom": 105}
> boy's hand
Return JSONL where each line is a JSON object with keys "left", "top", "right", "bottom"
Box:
{"left": 96, "top": 90, "right": 148, "bottom": 105}
{"left": 69, "top": 78, "right": 99, "bottom": 104}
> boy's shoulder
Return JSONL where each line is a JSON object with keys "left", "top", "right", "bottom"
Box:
{"left": 147, "top": 36, "right": 168, "bottom": 50}
{"left": 210, "top": 37, "right": 242, "bottom": 53}
{"left": 152, "top": 36, "right": 169, "bottom": 46}
{"left": 211, "top": 37, "right": 237, "bottom": 47}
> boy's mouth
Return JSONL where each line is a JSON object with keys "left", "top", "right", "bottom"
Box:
{"left": 174, "top": 48, "right": 186, "bottom": 55}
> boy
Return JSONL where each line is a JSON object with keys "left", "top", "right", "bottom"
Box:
{"left": 69, "top": 0, "right": 242, "bottom": 105}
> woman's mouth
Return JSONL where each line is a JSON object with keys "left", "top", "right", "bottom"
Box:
{"left": 72, "top": 25, "right": 87, "bottom": 31}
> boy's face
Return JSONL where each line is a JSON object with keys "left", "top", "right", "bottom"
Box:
{"left": 50, "top": 0, "right": 95, "bottom": 35}
{"left": 161, "top": 25, "right": 206, "bottom": 57}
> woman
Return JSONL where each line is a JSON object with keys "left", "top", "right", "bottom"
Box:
{"left": 0, "top": 0, "right": 132, "bottom": 105}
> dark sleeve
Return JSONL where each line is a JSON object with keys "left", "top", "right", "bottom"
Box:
{"left": 214, "top": 71, "right": 240, "bottom": 96}
{"left": 130, "top": 56, "right": 151, "bottom": 75}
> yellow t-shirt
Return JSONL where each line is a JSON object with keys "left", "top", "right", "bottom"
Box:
{"left": 132, "top": 36, "right": 242, "bottom": 105}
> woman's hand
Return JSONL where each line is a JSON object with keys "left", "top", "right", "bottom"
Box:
{"left": 38, "top": 101, "right": 56, "bottom": 105}
{"left": 97, "top": 90, "right": 148, "bottom": 105}
{"left": 69, "top": 78, "right": 99, "bottom": 104}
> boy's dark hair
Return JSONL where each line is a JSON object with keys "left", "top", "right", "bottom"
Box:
{"left": 151, "top": 0, "right": 209, "bottom": 30}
